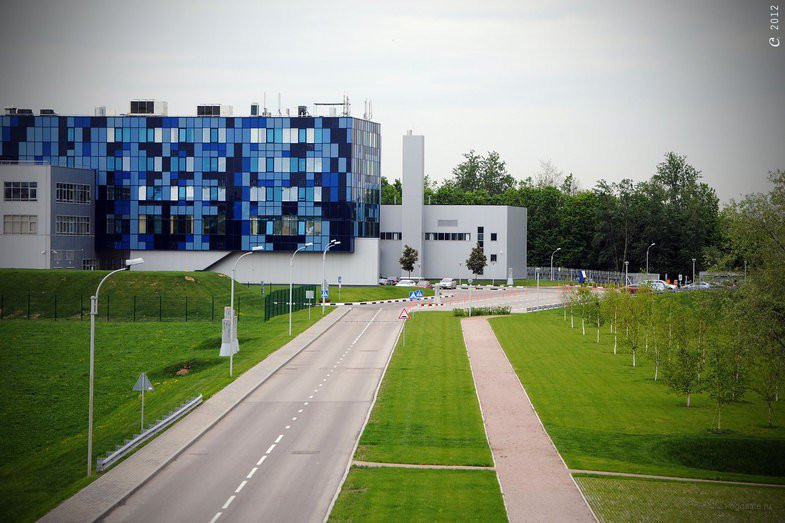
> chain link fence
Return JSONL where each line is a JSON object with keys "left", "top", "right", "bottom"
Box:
{"left": 264, "top": 285, "right": 318, "bottom": 321}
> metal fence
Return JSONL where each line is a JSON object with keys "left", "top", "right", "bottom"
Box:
{"left": 0, "top": 292, "right": 264, "bottom": 322}
{"left": 524, "top": 267, "right": 654, "bottom": 285}
{"left": 264, "top": 285, "right": 318, "bottom": 321}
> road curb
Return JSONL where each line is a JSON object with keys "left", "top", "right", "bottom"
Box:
{"left": 41, "top": 307, "right": 352, "bottom": 523}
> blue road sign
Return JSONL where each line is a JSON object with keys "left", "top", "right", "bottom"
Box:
{"left": 409, "top": 291, "right": 417, "bottom": 300}
{"left": 415, "top": 290, "right": 424, "bottom": 298}
{"left": 321, "top": 289, "right": 329, "bottom": 298}
{"left": 338, "top": 275, "right": 342, "bottom": 283}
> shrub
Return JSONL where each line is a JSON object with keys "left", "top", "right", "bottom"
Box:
{"left": 453, "top": 306, "right": 511, "bottom": 317}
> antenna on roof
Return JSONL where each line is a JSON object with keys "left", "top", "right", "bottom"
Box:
{"left": 263, "top": 92, "right": 268, "bottom": 116}
{"left": 277, "top": 93, "right": 282, "bottom": 116}
{"left": 369, "top": 100, "right": 373, "bottom": 120}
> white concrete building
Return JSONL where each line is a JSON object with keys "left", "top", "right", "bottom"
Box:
{"left": 0, "top": 164, "right": 96, "bottom": 269}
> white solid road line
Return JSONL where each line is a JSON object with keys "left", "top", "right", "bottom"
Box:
{"left": 266, "top": 444, "right": 276, "bottom": 454}
{"left": 247, "top": 467, "right": 258, "bottom": 479}
{"left": 222, "top": 496, "right": 235, "bottom": 509}
{"left": 209, "top": 512, "right": 222, "bottom": 523}
{"left": 275, "top": 434, "right": 284, "bottom": 443}
{"left": 235, "top": 481, "right": 247, "bottom": 493}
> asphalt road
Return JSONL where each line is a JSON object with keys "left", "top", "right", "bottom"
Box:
{"left": 102, "top": 287, "right": 564, "bottom": 523}
{"left": 104, "top": 306, "right": 401, "bottom": 523}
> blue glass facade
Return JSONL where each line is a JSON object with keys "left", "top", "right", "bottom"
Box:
{"left": 1, "top": 114, "right": 380, "bottom": 253}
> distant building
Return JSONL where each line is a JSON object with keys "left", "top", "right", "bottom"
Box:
{"left": 379, "top": 132, "right": 527, "bottom": 281}
{"left": 0, "top": 163, "right": 96, "bottom": 269}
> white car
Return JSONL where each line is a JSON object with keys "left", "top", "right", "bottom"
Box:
{"left": 438, "top": 278, "right": 456, "bottom": 289}
{"left": 395, "top": 279, "right": 416, "bottom": 287}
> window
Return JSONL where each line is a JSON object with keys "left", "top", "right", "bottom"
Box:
{"left": 477, "top": 226, "right": 484, "bottom": 248}
{"left": 82, "top": 259, "right": 96, "bottom": 270}
{"left": 105, "top": 186, "right": 130, "bottom": 201}
{"left": 424, "top": 232, "right": 470, "bottom": 241}
{"left": 56, "top": 183, "right": 91, "bottom": 204}
{"left": 3, "top": 215, "right": 37, "bottom": 234}
{"left": 490, "top": 254, "right": 497, "bottom": 262}
{"left": 490, "top": 233, "right": 497, "bottom": 241}
{"left": 382, "top": 232, "right": 401, "bottom": 240}
{"left": 203, "top": 215, "right": 226, "bottom": 235}
{"left": 56, "top": 216, "right": 90, "bottom": 236}
{"left": 281, "top": 216, "right": 297, "bottom": 236}
{"left": 170, "top": 215, "right": 193, "bottom": 235}
{"left": 250, "top": 217, "right": 265, "bottom": 235}
{"left": 4, "top": 182, "right": 37, "bottom": 201}
{"left": 305, "top": 220, "right": 322, "bottom": 235}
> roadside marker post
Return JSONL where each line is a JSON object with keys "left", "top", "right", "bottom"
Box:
{"left": 398, "top": 308, "right": 410, "bottom": 347}
{"left": 338, "top": 276, "right": 342, "bottom": 302}
{"left": 305, "top": 290, "right": 314, "bottom": 319}
{"left": 132, "top": 372, "right": 154, "bottom": 434}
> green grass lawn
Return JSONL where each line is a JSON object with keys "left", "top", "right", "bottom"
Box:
{"left": 489, "top": 309, "right": 785, "bottom": 484}
{"left": 356, "top": 311, "right": 492, "bottom": 466}
{"left": 0, "top": 269, "right": 269, "bottom": 321}
{"left": 575, "top": 475, "right": 785, "bottom": 522}
{"left": 0, "top": 307, "right": 330, "bottom": 523}
{"left": 324, "top": 284, "right": 433, "bottom": 303}
{"left": 329, "top": 467, "right": 506, "bottom": 522}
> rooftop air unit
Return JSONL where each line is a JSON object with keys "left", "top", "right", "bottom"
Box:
{"left": 250, "top": 103, "right": 259, "bottom": 116}
{"left": 197, "top": 104, "right": 233, "bottom": 116}
{"left": 39, "top": 109, "right": 56, "bottom": 115}
{"left": 129, "top": 99, "right": 168, "bottom": 116}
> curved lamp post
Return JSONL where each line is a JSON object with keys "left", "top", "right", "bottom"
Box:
{"left": 87, "top": 257, "right": 144, "bottom": 477}
{"left": 550, "top": 247, "right": 561, "bottom": 281}
{"left": 322, "top": 240, "right": 340, "bottom": 315}
{"left": 228, "top": 246, "right": 264, "bottom": 376}
{"left": 290, "top": 242, "right": 313, "bottom": 336}
{"left": 646, "top": 242, "right": 656, "bottom": 275}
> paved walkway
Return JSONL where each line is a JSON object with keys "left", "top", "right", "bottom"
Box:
{"left": 461, "top": 317, "right": 595, "bottom": 523}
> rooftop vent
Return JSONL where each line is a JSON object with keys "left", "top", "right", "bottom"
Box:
{"left": 197, "top": 104, "right": 233, "bottom": 117}
{"left": 16, "top": 109, "right": 33, "bottom": 115}
{"left": 250, "top": 103, "right": 259, "bottom": 116}
{"left": 129, "top": 99, "right": 168, "bottom": 116}
{"left": 39, "top": 109, "right": 56, "bottom": 115}
{"left": 297, "top": 105, "right": 308, "bottom": 116}
{"left": 4, "top": 107, "right": 17, "bottom": 115}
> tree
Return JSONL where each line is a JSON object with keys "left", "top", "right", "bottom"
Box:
{"left": 600, "top": 286, "right": 621, "bottom": 354}
{"left": 650, "top": 294, "right": 674, "bottom": 381}
{"left": 399, "top": 245, "right": 418, "bottom": 277}
{"left": 589, "top": 291, "right": 603, "bottom": 343}
{"left": 465, "top": 243, "right": 487, "bottom": 278}
{"left": 750, "top": 337, "right": 783, "bottom": 427}
{"left": 450, "top": 150, "right": 515, "bottom": 195}
{"left": 664, "top": 303, "right": 703, "bottom": 407}
{"left": 705, "top": 323, "right": 746, "bottom": 431}
{"left": 534, "top": 158, "right": 564, "bottom": 188}
{"left": 577, "top": 285, "right": 593, "bottom": 336}
{"left": 560, "top": 173, "right": 581, "bottom": 196}
{"left": 381, "top": 176, "right": 402, "bottom": 205}
{"left": 617, "top": 289, "right": 643, "bottom": 367}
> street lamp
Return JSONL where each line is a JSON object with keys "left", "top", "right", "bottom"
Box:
{"left": 458, "top": 262, "right": 463, "bottom": 286}
{"left": 322, "top": 240, "right": 340, "bottom": 315}
{"left": 624, "top": 260, "right": 629, "bottom": 286}
{"left": 290, "top": 242, "right": 314, "bottom": 336}
{"left": 550, "top": 247, "right": 561, "bottom": 281}
{"left": 646, "top": 243, "right": 655, "bottom": 275}
{"left": 491, "top": 251, "right": 503, "bottom": 286}
{"left": 87, "top": 257, "right": 144, "bottom": 477}
{"left": 692, "top": 258, "right": 696, "bottom": 284}
{"left": 228, "top": 246, "right": 264, "bottom": 376}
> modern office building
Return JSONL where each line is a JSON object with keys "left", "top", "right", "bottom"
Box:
{"left": 1, "top": 102, "right": 381, "bottom": 283}
{"left": 0, "top": 163, "right": 96, "bottom": 269}
{"left": 379, "top": 132, "right": 527, "bottom": 282}
{"left": 1, "top": 101, "right": 526, "bottom": 284}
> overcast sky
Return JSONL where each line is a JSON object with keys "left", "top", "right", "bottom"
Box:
{"left": 1, "top": 0, "right": 783, "bottom": 203}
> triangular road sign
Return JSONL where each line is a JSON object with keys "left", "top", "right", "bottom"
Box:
{"left": 133, "top": 372, "right": 154, "bottom": 392}
{"left": 415, "top": 289, "right": 424, "bottom": 298}
{"left": 398, "top": 308, "right": 410, "bottom": 320}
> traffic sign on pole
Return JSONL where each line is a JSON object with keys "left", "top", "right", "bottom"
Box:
{"left": 133, "top": 372, "right": 153, "bottom": 434}
{"left": 398, "top": 308, "right": 410, "bottom": 320}
{"left": 321, "top": 289, "right": 329, "bottom": 298}
{"left": 409, "top": 291, "right": 417, "bottom": 300}
{"left": 415, "top": 289, "right": 424, "bottom": 298}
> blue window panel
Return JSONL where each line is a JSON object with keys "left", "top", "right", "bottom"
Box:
{"left": 266, "top": 158, "right": 274, "bottom": 172}
{"left": 267, "top": 129, "right": 274, "bottom": 143}
{"left": 179, "top": 128, "right": 186, "bottom": 142}
{"left": 274, "top": 128, "right": 282, "bottom": 143}
{"left": 338, "top": 158, "right": 346, "bottom": 173}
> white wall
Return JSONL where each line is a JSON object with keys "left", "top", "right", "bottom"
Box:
{"left": 131, "top": 237, "right": 380, "bottom": 285}
{"left": 0, "top": 165, "right": 51, "bottom": 269}
{"left": 401, "top": 133, "right": 424, "bottom": 271}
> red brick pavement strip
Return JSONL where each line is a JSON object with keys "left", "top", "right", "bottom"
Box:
{"left": 461, "top": 317, "right": 596, "bottom": 523}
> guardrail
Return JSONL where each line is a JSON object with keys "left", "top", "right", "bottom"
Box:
{"left": 526, "top": 302, "right": 566, "bottom": 313}
{"left": 96, "top": 394, "right": 203, "bottom": 473}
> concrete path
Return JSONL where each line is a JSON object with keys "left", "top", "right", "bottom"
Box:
{"left": 461, "top": 317, "right": 595, "bottom": 523}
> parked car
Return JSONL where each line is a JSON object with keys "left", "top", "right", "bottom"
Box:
{"left": 638, "top": 280, "right": 668, "bottom": 293}
{"left": 395, "top": 279, "right": 416, "bottom": 287}
{"left": 416, "top": 279, "right": 433, "bottom": 289}
{"left": 437, "top": 277, "right": 456, "bottom": 289}
{"left": 378, "top": 277, "right": 399, "bottom": 286}
{"left": 683, "top": 281, "right": 712, "bottom": 290}
{"left": 653, "top": 279, "right": 678, "bottom": 291}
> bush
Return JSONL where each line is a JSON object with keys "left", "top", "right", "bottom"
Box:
{"left": 453, "top": 306, "right": 511, "bottom": 317}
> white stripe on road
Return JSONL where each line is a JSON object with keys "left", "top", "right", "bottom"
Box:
{"left": 209, "top": 512, "right": 222, "bottom": 523}
{"left": 256, "top": 455, "right": 267, "bottom": 466}
{"left": 275, "top": 434, "right": 283, "bottom": 443}
{"left": 266, "top": 444, "right": 276, "bottom": 454}
{"left": 235, "top": 481, "right": 247, "bottom": 493}
{"left": 247, "top": 467, "right": 258, "bottom": 478}
{"left": 222, "top": 496, "right": 235, "bottom": 509}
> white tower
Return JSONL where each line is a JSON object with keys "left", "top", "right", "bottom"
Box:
{"left": 401, "top": 131, "right": 425, "bottom": 277}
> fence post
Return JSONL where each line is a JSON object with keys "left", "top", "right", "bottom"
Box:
{"left": 106, "top": 294, "right": 110, "bottom": 322}
{"left": 185, "top": 296, "right": 188, "bottom": 322}
{"left": 28, "top": 292, "right": 30, "bottom": 320}
{"left": 80, "top": 295, "right": 83, "bottom": 321}
{"left": 237, "top": 297, "right": 240, "bottom": 322}
{"left": 211, "top": 296, "right": 215, "bottom": 322}
{"left": 159, "top": 295, "right": 162, "bottom": 322}
{"left": 54, "top": 294, "right": 57, "bottom": 321}
{"left": 1, "top": 294, "right": 3, "bottom": 320}
{"left": 133, "top": 295, "right": 136, "bottom": 322}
